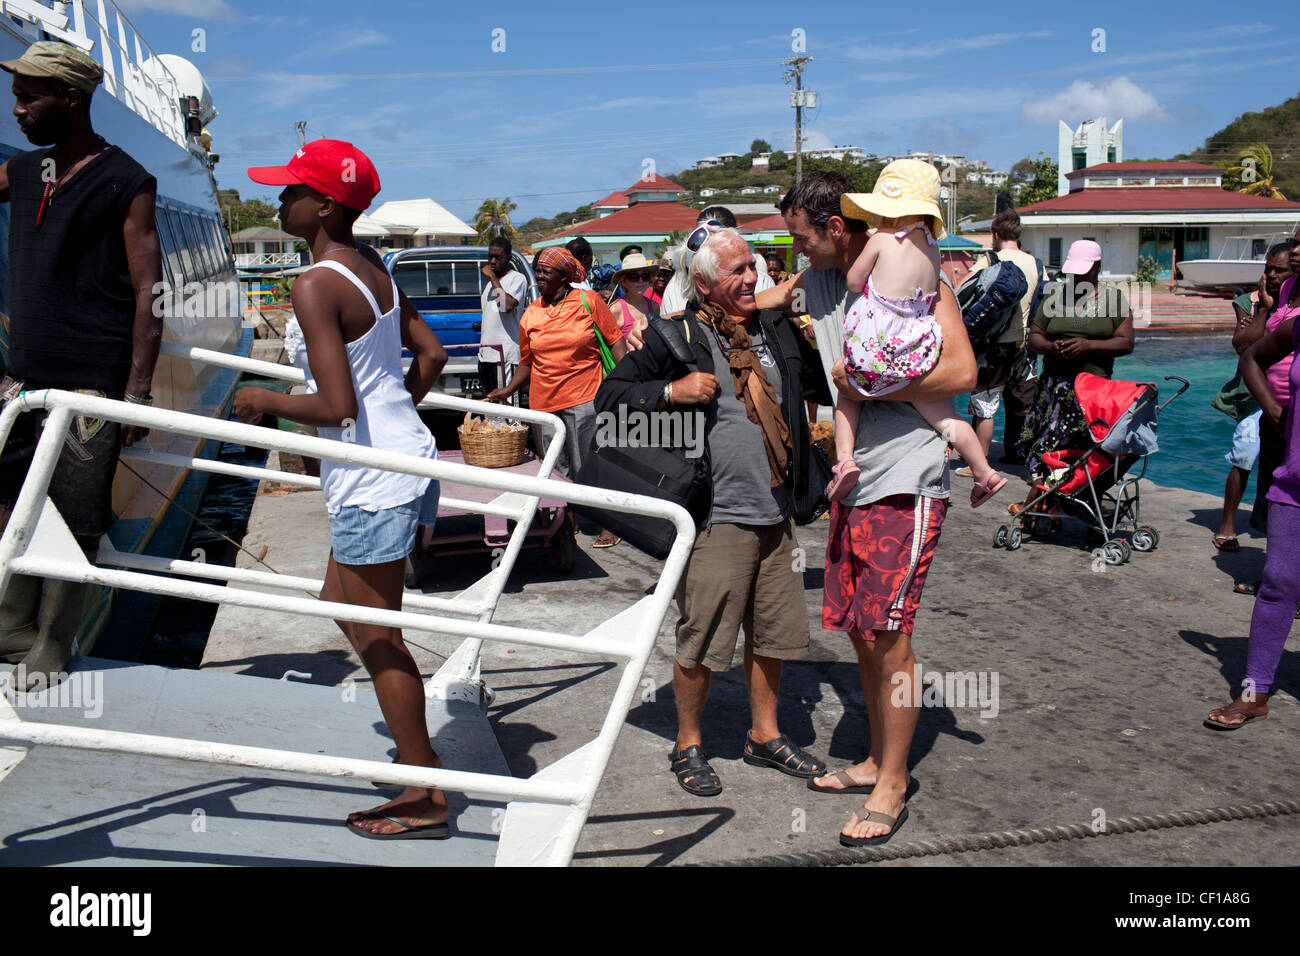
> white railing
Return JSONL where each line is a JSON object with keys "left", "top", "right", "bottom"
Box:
{"left": 2, "top": 1, "right": 188, "bottom": 146}
{"left": 0, "top": 366, "right": 696, "bottom": 866}
{"left": 235, "top": 252, "right": 302, "bottom": 268}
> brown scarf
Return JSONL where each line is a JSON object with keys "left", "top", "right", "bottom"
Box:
{"left": 697, "top": 302, "right": 790, "bottom": 488}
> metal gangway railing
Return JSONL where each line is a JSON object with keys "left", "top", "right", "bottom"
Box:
{"left": 0, "top": 349, "right": 696, "bottom": 866}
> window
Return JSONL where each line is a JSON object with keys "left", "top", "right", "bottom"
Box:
{"left": 1072, "top": 149, "right": 1087, "bottom": 172}
{"left": 182, "top": 214, "right": 213, "bottom": 278}
{"left": 392, "top": 261, "right": 428, "bottom": 296}
{"left": 1048, "top": 238, "right": 1062, "bottom": 269}
{"left": 1107, "top": 147, "right": 1117, "bottom": 164}
{"left": 426, "top": 263, "right": 454, "bottom": 295}
{"left": 153, "top": 208, "right": 182, "bottom": 291}
{"left": 1252, "top": 239, "right": 1267, "bottom": 258}
{"left": 163, "top": 208, "right": 194, "bottom": 280}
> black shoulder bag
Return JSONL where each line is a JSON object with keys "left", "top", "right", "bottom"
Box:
{"left": 572, "top": 316, "right": 713, "bottom": 559}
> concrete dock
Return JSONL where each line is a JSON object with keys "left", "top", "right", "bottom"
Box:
{"left": 193, "top": 446, "right": 1298, "bottom": 866}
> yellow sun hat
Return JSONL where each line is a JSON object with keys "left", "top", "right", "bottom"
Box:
{"left": 841, "top": 159, "right": 946, "bottom": 239}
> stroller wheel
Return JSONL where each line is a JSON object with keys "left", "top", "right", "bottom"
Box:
{"left": 1006, "top": 527, "right": 1023, "bottom": 551}
{"left": 1101, "top": 539, "right": 1127, "bottom": 565}
{"left": 1028, "top": 515, "right": 1055, "bottom": 537}
{"left": 1131, "top": 528, "right": 1158, "bottom": 552}
{"left": 994, "top": 525, "right": 1010, "bottom": 549}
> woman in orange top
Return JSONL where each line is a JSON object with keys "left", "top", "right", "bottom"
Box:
{"left": 487, "top": 246, "right": 627, "bottom": 546}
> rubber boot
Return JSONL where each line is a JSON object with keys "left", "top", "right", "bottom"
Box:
{"left": 16, "top": 578, "right": 93, "bottom": 692}
{"left": 0, "top": 573, "right": 42, "bottom": 662}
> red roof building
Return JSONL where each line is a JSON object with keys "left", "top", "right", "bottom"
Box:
{"left": 1016, "top": 161, "right": 1300, "bottom": 280}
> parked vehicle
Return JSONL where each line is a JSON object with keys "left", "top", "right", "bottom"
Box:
{"left": 385, "top": 246, "right": 538, "bottom": 398}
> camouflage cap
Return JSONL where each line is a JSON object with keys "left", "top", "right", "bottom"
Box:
{"left": 0, "top": 41, "right": 103, "bottom": 94}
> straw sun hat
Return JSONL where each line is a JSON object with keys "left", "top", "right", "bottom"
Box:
{"left": 841, "top": 158, "right": 946, "bottom": 239}
{"left": 611, "top": 252, "right": 660, "bottom": 283}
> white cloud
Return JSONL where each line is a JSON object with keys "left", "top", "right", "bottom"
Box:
{"left": 849, "top": 30, "right": 1052, "bottom": 62}
{"left": 117, "top": 0, "right": 239, "bottom": 18}
{"left": 286, "top": 29, "right": 388, "bottom": 64}
{"left": 1021, "top": 77, "right": 1172, "bottom": 126}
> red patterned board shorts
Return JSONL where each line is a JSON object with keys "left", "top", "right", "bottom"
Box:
{"left": 823, "top": 493, "right": 948, "bottom": 638}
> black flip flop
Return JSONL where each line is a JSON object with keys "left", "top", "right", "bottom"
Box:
{"left": 1203, "top": 711, "right": 1268, "bottom": 732}
{"left": 840, "top": 806, "right": 909, "bottom": 847}
{"left": 345, "top": 813, "right": 451, "bottom": 840}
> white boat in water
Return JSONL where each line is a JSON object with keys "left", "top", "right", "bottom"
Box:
{"left": 0, "top": 1, "right": 247, "bottom": 653}
{"left": 1177, "top": 231, "right": 1296, "bottom": 289}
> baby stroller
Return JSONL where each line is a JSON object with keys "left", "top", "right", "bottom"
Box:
{"left": 993, "top": 372, "right": 1189, "bottom": 565}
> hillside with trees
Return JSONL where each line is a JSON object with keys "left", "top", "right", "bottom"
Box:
{"left": 1176, "top": 94, "right": 1300, "bottom": 199}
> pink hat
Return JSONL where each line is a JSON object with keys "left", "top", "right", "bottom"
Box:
{"left": 248, "top": 139, "right": 380, "bottom": 212}
{"left": 1062, "top": 239, "right": 1102, "bottom": 275}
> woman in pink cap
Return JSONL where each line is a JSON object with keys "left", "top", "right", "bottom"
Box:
{"left": 234, "top": 140, "right": 455, "bottom": 840}
{"left": 1012, "top": 240, "right": 1135, "bottom": 516}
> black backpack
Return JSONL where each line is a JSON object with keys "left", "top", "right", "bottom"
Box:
{"left": 957, "top": 252, "right": 1029, "bottom": 350}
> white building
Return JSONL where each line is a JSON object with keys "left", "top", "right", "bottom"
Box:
{"left": 1058, "top": 116, "right": 1123, "bottom": 196}
{"left": 692, "top": 156, "right": 723, "bottom": 169}
{"left": 805, "top": 145, "right": 868, "bottom": 163}
{"left": 1017, "top": 161, "right": 1300, "bottom": 279}
{"left": 351, "top": 199, "right": 476, "bottom": 250}
{"left": 231, "top": 226, "right": 299, "bottom": 269}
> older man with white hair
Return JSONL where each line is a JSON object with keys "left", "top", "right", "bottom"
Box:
{"left": 595, "top": 225, "right": 831, "bottom": 797}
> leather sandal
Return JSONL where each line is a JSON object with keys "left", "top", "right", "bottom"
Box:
{"left": 742, "top": 732, "right": 826, "bottom": 778}
{"left": 669, "top": 745, "right": 722, "bottom": 797}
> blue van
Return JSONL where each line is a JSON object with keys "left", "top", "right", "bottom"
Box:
{"left": 386, "top": 246, "right": 538, "bottom": 397}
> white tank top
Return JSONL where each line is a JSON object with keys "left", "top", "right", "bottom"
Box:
{"left": 286, "top": 258, "right": 437, "bottom": 513}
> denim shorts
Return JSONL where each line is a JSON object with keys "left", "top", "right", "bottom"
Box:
{"left": 1225, "top": 409, "right": 1262, "bottom": 472}
{"left": 327, "top": 479, "right": 440, "bottom": 566}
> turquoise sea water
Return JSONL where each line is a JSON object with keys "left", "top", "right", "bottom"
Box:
{"left": 974, "top": 334, "right": 1255, "bottom": 501}
{"left": 1113, "top": 336, "right": 1253, "bottom": 500}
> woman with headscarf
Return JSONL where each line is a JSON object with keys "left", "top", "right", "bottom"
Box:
{"left": 608, "top": 252, "right": 660, "bottom": 351}
{"left": 486, "top": 246, "right": 628, "bottom": 547}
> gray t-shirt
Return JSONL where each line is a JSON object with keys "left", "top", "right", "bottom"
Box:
{"left": 804, "top": 268, "right": 950, "bottom": 505}
{"left": 480, "top": 268, "right": 529, "bottom": 364}
{"left": 700, "top": 319, "right": 790, "bottom": 525}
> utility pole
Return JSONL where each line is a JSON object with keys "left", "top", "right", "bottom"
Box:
{"left": 783, "top": 56, "right": 814, "bottom": 183}
{"left": 294, "top": 121, "right": 307, "bottom": 146}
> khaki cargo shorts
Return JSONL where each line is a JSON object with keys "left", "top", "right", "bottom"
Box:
{"left": 674, "top": 516, "right": 809, "bottom": 671}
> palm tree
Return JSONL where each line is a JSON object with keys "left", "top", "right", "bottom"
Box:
{"left": 474, "top": 198, "right": 519, "bottom": 242}
{"left": 1228, "top": 144, "right": 1286, "bottom": 200}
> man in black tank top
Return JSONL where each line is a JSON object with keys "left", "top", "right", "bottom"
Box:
{"left": 0, "top": 42, "right": 163, "bottom": 690}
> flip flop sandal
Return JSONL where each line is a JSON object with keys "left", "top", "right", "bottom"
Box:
{"left": 669, "top": 745, "right": 722, "bottom": 797}
{"left": 345, "top": 812, "right": 451, "bottom": 840}
{"left": 1233, "top": 581, "right": 1260, "bottom": 596}
{"left": 1203, "top": 710, "right": 1268, "bottom": 732}
{"left": 592, "top": 533, "right": 620, "bottom": 549}
{"left": 825, "top": 459, "right": 861, "bottom": 501}
{"left": 953, "top": 466, "right": 974, "bottom": 478}
{"left": 807, "top": 769, "right": 874, "bottom": 794}
{"left": 1212, "top": 535, "right": 1241, "bottom": 552}
{"left": 970, "top": 471, "right": 1008, "bottom": 507}
{"left": 742, "top": 732, "right": 826, "bottom": 778}
{"left": 840, "top": 805, "right": 909, "bottom": 847}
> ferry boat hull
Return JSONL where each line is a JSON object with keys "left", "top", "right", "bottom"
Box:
{"left": 0, "top": 8, "right": 246, "bottom": 653}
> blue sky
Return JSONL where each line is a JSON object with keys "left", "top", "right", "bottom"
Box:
{"left": 118, "top": 0, "right": 1300, "bottom": 225}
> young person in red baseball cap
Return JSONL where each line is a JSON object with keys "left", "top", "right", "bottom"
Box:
{"left": 235, "top": 141, "right": 453, "bottom": 840}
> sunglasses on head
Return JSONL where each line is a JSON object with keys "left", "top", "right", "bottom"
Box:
{"left": 686, "top": 219, "right": 725, "bottom": 254}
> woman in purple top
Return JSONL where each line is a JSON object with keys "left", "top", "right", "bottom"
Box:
{"left": 1205, "top": 280, "right": 1300, "bottom": 729}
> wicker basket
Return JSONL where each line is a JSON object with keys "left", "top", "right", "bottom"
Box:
{"left": 458, "top": 423, "right": 529, "bottom": 468}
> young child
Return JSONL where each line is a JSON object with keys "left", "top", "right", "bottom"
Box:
{"left": 827, "top": 159, "right": 1007, "bottom": 506}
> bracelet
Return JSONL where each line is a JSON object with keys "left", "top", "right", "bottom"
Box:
{"left": 125, "top": 392, "right": 153, "bottom": 406}
{"left": 663, "top": 382, "right": 673, "bottom": 406}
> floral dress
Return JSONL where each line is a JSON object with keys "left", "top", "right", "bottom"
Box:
{"left": 842, "top": 224, "right": 942, "bottom": 398}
